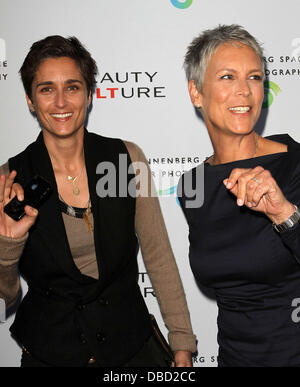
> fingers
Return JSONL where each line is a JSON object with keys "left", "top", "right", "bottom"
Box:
{"left": 223, "top": 166, "right": 270, "bottom": 207}
{"left": 10, "top": 183, "right": 24, "bottom": 201}
{"left": 24, "top": 205, "right": 38, "bottom": 218}
{"left": 245, "top": 170, "right": 273, "bottom": 207}
{"left": 1, "top": 205, "right": 38, "bottom": 239}
{"left": 225, "top": 166, "right": 263, "bottom": 187}
{"left": 0, "top": 174, "right": 5, "bottom": 203}
{"left": 0, "top": 171, "right": 16, "bottom": 204}
{"left": 4, "top": 170, "right": 17, "bottom": 200}
{"left": 0, "top": 171, "right": 18, "bottom": 205}
{"left": 22, "top": 205, "right": 38, "bottom": 227}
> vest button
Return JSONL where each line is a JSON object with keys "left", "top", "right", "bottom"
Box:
{"left": 96, "top": 333, "right": 106, "bottom": 342}
{"left": 77, "top": 304, "right": 86, "bottom": 310}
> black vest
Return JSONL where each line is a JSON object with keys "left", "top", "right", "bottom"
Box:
{"left": 9, "top": 130, "right": 152, "bottom": 366}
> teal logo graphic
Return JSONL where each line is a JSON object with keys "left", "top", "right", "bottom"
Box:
{"left": 171, "top": 0, "right": 193, "bottom": 9}
{"left": 158, "top": 185, "right": 177, "bottom": 196}
{"left": 263, "top": 80, "right": 281, "bottom": 109}
{"left": 158, "top": 185, "right": 180, "bottom": 206}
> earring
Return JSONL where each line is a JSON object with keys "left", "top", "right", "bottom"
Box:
{"left": 196, "top": 104, "right": 201, "bottom": 109}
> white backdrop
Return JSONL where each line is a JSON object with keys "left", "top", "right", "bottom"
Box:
{"left": 1, "top": 0, "right": 300, "bottom": 367}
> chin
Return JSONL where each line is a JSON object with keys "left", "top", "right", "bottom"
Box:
{"left": 228, "top": 126, "right": 255, "bottom": 135}
{"left": 43, "top": 127, "right": 82, "bottom": 139}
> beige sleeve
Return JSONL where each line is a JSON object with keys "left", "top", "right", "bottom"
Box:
{"left": 0, "top": 162, "right": 25, "bottom": 308}
{"left": 124, "top": 141, "right": 197, "bottom": 353}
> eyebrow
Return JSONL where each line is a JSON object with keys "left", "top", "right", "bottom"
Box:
{"left": 216, "top": 68, "right": 263, "bottom": 74}
{"left": 35, "top": 79, "right": 84, "bottom": 88}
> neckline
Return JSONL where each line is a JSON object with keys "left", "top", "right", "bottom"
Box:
{"left": 204, "top": 134, "right": 293, "bottom": 169}
{"left": 204, "top": 149, "right": 289, "bottom": 169}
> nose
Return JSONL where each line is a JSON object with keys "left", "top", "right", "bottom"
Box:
{"left": 236, "top": 79, "right": 251, "bottom": 97}
{"left": 54, "top": 89, "right": 67, "bottom": 108}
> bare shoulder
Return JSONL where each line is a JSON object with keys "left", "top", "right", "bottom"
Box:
{"left": 259, "top": 137, "right": 287, "bottom": 156}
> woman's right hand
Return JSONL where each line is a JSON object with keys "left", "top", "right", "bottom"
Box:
{"left": 0, "top": 171, "right": 38, "bottom": 239}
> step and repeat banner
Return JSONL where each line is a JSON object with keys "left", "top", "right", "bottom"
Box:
{"left": 0, "top": 0, "right": 300, "bottom": 367}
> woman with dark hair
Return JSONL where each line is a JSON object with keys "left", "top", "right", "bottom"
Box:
{"left": 179, "top": 24, "right": 300, "bottom": 367}
{"left": 0, "top": 35, "right": 196, "bottom": 367}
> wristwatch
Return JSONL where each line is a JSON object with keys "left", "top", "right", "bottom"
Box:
{"left": 273, "top": 205, "right": 300, "bottom": 233}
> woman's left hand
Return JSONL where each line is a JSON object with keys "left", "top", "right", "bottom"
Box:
{"left": 172, "top": 350, "right": 192, "bottom": 367}
{"left": 224, "top": 165, "right": 295, "bottom": 224}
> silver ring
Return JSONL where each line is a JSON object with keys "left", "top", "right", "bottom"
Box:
{"left": 252, "top": 177, "right": 262, "bottom": 184}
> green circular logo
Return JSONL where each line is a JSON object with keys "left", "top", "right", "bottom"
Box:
{"left": 171, "top": 0, "right": 193, "bottom": 9}
{"left": 263, "top": 80, "right": 281, "bottom": 108}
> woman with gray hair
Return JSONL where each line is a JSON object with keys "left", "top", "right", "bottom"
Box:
{"left": 179, "top": 24, "right": 300, "bottom": 366}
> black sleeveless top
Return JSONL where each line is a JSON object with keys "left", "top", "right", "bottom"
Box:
{"left": 179, "top": 134, "right": 300, "bottom": 366}
{"left": 8, "top": 130, "right": 152, "bottom": 367}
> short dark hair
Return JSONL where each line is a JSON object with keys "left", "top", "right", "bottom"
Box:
{"left": 20, "top": 35, "right": 98, "bottom": 100}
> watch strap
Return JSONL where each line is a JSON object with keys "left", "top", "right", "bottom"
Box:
{"left": 273, "top": 205, "right": 300, "bottom": 233}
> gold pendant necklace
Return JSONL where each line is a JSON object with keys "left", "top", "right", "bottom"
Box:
{"left": 67, "top": 169, "right": 83, "bottom": 196}
{"left": 67, "top": 175, "right": 80, "bottom": 195}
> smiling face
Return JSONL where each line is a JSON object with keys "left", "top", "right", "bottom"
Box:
{"left": 26, "top": 56, "right": 91, "bottom": 139}
{"left": 189, "top": 42, "right": 264, "bottom": 138}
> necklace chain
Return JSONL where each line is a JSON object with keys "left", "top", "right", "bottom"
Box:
{"left": 67, "top": 168, "right": 84, "bottom": 196}
{"left": 211, "top": 133, "right": 259, "bottom": 166}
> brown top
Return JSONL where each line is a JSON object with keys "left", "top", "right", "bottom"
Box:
{"left": 62, "top": 212, "right": 98, "bottom": 279}
{"left": 0, "top": 141, "right": 197, "bottom": 353}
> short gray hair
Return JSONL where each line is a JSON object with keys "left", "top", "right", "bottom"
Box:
{"left": 184, "top": 24, "right": 264, "bottom": 92}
